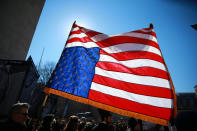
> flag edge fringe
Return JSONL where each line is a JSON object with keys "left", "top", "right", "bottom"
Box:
{"left": 44, "top": 87, "right": 169, "bottom": 126}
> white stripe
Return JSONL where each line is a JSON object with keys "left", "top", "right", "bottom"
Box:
{"left": 94, "top": 67, "right": 170, "bottom": 88}
{"left": 72, "top": 27, "right": 80, "bottom": 31}
{"left": 73, "top": 27, "right": 96, "bottom": 34}
{"left": 91, "top": 32, "right": 157, "bottom": 43}
{"left": 99, "top": 54, "right": 166, "bottom": 71}
{"left": 81, "top": 28, "right": 93, "bottom": 33}
{"left": 113, "top": 32, "right": 158, "bottom": 43}
{"left": 91, "top": 34, "right": 109, "bottom": 41}
{"left": 81, "top": 26, "right": 156, "bottom": 41}
{"left": 140, "top": 29, "right": 154, "bottom": 33}
{"left": 71, "top": 27, "right": 157, "bottom": 45}
{"left": 69, "top": 32, "right": 87, "bottom": 39}
{"left": 66, "top": 41, "right": 99, "bottom": 48}
{"left": 90, "top": 82, "right": 172, "bottom": 108}
{"left": 103, "top": 43, "right": 161, "bottom": 56}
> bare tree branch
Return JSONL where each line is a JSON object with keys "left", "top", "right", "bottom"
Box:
{"left": 37, "top": 62, "right": 55, "bottom": 85}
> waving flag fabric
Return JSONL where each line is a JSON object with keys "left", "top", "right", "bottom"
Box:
{"left": 44, "top": 22, "right": 177, "bottom": 126}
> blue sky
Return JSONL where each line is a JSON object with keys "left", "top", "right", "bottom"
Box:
{"left": 27, "top": 0, "right": 197, "bottom": 93}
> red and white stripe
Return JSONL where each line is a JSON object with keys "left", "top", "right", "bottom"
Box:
{"left": 66, "top": 24, "right": 173, "bottom": 120}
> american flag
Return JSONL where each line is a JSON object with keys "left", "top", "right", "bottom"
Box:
{"left": 45, "top": 22, "right": 177, "bottom": 126}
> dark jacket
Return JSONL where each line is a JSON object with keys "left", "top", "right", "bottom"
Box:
{"left": 0, "top": 119, "right": 27, "bottom": 131}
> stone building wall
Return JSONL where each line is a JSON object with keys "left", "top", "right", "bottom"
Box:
{"left": 0, "top": 0, "right": 45, "bottom": 60}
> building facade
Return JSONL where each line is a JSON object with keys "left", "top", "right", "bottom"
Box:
{"left": 176, "top": 92, "right": 197, "bottom": 112}
{"left": 0, "top": 57, "right": 40, "bottom": 118}
{"left": 0, "top": 0, "right": 45, "bottom": 60}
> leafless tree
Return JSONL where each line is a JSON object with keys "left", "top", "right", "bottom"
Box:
{"left": 37, "top": 62, "right": 56, "bottom": 85}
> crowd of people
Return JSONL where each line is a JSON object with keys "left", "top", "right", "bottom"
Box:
{"left": 0, "top": 102, "right": 138, "bottom": 131}
{"left": 0, "top": 102, "right": 197, "bottom": 131}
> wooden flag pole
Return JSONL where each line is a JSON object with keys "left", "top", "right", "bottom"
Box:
{"left": 39, "top": 91, "right": 50, "bottom": 119}
{"left": 42, "top": 94, "right": 49, "bottom": 107}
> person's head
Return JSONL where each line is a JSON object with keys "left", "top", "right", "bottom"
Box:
{"left": 9, "top": 102, "right": 30, "bottom": 125}
{"left": 64, "top": 115, "right": 79, "bottom": 131}
{"left": 84, "top": 122, "right": 93, "bottom": 131}
{"left": 80, "top": 117, "right": 87, "bottom": 122}
{"left": 42, "top": 114, "right": 55, "bottom": 128}
{"left": 95, "top": 121, "right": 108, "bottom": 131}
{"left": 128, "top": 118, "right": 137, "bottom": 129}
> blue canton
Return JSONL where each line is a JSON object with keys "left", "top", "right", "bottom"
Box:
{"left": 47, "top": 47, "right": 100, "bottom": 98}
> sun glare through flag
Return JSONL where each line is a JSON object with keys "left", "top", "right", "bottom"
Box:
{"left": 44, "top": 22, "right": 177, "bottom": 126}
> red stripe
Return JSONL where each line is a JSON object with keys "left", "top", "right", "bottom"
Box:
{"left": 88, "top": 90, "right": 172, "bottom": 120}
{"left": 73, "top": 24, "right": 78, "bottom": 28}
{"left": 85, "top": 30, "right": 102, "bottom": 37}
{"left": 67, "top": 37, "right": 93, "bottom": 43}
{"left": 96, "top": 36, "right": 159, "bottom": 49}
{"left": 96, "top": 62, "right": 169, "bottom": 79}
{"left": 92, "top": 75, "right": 172, "bottom": 98}
{"left": 80, "top": 27, "right": 102, "bottom": 37}
{"left": 142, "top": 28, "right": 152, "bottom": 31}
{"left": 100, "top": 50, "right": 164, "bottom": 63}
{"left": 132, "top": 30, "right": 157, "bottom": 38}
{"left": 70, "top": 30, "right": 82, "bottom": 35}
{"left": 73, "top": 26, "right": 158, "bottom": 50}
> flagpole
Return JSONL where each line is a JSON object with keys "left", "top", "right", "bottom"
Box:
{"left": 39, "top": 88, "right": 49, "bottom": 118}
{"left": 42, "top": 93, "right": 49, "bottom": 107}
{"left": 40, "top": 21, "right": 77, "bottom": 117}
{"left": 150, "top": 23, "right": 177, "bottom": 127}
{"left": 149, "top": 23, "right": 153, "bottom": 29}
